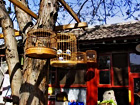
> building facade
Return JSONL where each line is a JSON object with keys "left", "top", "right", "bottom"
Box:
{"left": 48, "top": 21, "right": 140, "bottom": 105}
{"left": 0, "top": 21, "right": 140, "bottom": 105}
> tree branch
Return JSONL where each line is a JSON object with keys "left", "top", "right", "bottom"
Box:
{"left": 69, "top": 0, "right": 88, "bottom": 24}
{"left": 103, "top": 0, "right": 107, "bottom": 24}
{"left": 14, "top": 0, "right": 32, "bottom": 36}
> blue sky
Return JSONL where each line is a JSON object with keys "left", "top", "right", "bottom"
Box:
{"left": 0, "top": 0, "right": 140, "bottom": 31}
{"left": 64, "top": 0, "right": 140, "bottom": 25}
{"left": 130, "top": 53, "right": 140, "bottom": 65}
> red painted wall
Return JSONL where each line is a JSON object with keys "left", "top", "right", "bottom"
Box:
{"left": 86, "top": 63, "right": 98, "bottom": 105}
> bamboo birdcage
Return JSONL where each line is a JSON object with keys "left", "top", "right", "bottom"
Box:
{"left": 86, "top": 50, "right": 97, "bottom": 63}
{"left": 76, "top": 52, "right": 87, "bottom": 64}
{"left": 50, "top": 33, "right": 77, "bottom": 67}
{"left": 25, "top": 29, "right": 57, "bottom": 59}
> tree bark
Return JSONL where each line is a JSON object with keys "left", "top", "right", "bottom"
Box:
{"left": 0, "top": 0, "right": 22, "bottom": 104}
{"left": 16, "top": 0, "right": 58, "bottom": 105}
{"left": 15, "top": 0, "right": 32, "bottom": 39}
{"left": 33, "top": 0, "right": 58, "bottom": 30}
{"left": 1, "top": 0, "right": 58, "bottom": 104}
{"left": 15, "top": 0, "right": 32, "bottom": 79}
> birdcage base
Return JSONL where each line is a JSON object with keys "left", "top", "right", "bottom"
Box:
{"left": 50, "top": 60, "right": 77, "bottom": 67}
{"left": 26, "top": 47, "right": 56, "bottom": 59}
{"left": 77, "top": 61, "right": 87, "bottom": 64}
{"left": 87, "top": 60, "right": 97, "bottom": 63}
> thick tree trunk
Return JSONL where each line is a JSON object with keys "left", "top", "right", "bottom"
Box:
{"left": 0, "top": 0, "right": 22, "bottom": 104}
{"left": 16, "top": 0, "right": 58, "bottom": 105}
{"left": 1, "top": 0, "right": 58, "bottom": 104}
{"left": 14, "top": 0, "right": 32, "bottom": 78}
{"left": 33, "top": 0, "right": 58, "bottom": 30}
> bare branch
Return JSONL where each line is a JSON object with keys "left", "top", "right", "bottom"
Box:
{"left": 103, "top": 0, "right": 107, "bottom": 24}
{"left": 69, "top": 0, "right": 88, "bottom": 24}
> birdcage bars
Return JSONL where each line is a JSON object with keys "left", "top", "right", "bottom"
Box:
{"left": 86, "top": 50, "right": 97, "bottom": 63}
{"left": 50, "top": 32, "right": 77, "bottom": 67}
{"left": 25, "top": 29, "right": 57, "bottom": 59}
{"left": 76, "top": 52, "right": 87, "bottom": 64}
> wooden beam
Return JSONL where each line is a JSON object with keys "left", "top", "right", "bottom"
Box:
{"left": 9, "top": 0, "right": 38, "bottom": 19}
{"left": 0, "top": 22, "right": 88, "bottom": 39}
{"left": 9, "top": 0, "right": 81, "bottom": 23}
{"left": 58, "top": 0, "right": 81, "bottom": 23}
{"left": 0, "top": 30, "right": 20, "bottom": 39}
{"left": 55, "top": 22, "right": 87, "bottom": 31}
{"left": 5, "top": 0, "right": 87, "bottom": 32}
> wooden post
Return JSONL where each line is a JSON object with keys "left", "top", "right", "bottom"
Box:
{"left": 86, "top": 63, "right": 98, "bottom": 105}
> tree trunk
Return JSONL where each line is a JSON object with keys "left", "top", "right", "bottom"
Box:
{"left": 0, "top": 0, "right": 22, "bottom": 104}
{"left": 1, "top": 0, "right": 58, "bottom": 104}
{"left": 33, "top": 0, "right": 58, "bottom": 30}
{"left": 18, "top": 0, "right": 58, "bottom": 105}
{"left": 14, "top": 0, "right": 32, "bottom": 40}
{"left": 14, "top": 0, "right": 32, "bottom": 80}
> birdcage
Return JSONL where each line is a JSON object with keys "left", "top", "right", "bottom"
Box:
{"left": 76, "top": 52, "right": 87, "bottom": 64}
{"left": 86, "top": 50, "right": 97, "bottom": 63}
{"left": 25, "top": 29, "right": 57, "bottom": 59}
{"left": 50, "top": 33, "right": 77, "bottom": 67}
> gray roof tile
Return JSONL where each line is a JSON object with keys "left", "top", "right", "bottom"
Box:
{"left": 71, "top": 21, "right": 140, "bottom": 40}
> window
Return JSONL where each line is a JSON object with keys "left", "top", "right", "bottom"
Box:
{"left": 98, "top": 55, "right": 111, "bottom": 84}
{"left": 98, "top": 56, "right": 110, "bottom": 70}
{"left": 130, "top": 53, "right": 140, "bottom": 73}
{"left": 112, "top": 53, "right": 128, "bottom": 86}
{"left": 134, "top": 78, "right": 140, "bottom": 94}
{"left": 99, "top": 71, "right": 110, "bottom": 84}
{"left": 99, "top": 53, "right": 129, "bottom": 86}
{"left": 134, "top": 78, "right": 140, "bottom": 105}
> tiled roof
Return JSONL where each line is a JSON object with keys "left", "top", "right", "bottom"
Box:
{"left": 71, "top": 21, "right": 140, "bottom": 40}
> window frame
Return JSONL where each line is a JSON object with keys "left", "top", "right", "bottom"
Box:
{"left": 98, "top": 52, "right": 129, "bottom": 88}
{"left": 97, "top": 53, "right": 112, "bottom": 87}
